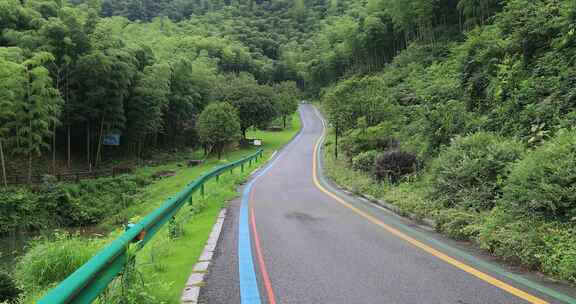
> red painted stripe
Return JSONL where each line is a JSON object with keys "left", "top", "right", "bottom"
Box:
{"left": 250, "top": 205, "right": 277, "bottom": 304}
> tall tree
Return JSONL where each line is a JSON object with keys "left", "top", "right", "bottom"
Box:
{"left": 219, "top": 73, "right": 278, "bottom": 139}
{"left": 197, "top": 102, "right": 241, "bottom": 159}
{"left": 0, "top": 56, "right": 23, "bottom": 187}
{"left": 274, "top": 81, "right": 300, "bottom": 128}
{"left": 9, "top": 52, "right": 63, "bottom": 182}
{"left": 126, "top": 63, "right": 171, "bottom": 157}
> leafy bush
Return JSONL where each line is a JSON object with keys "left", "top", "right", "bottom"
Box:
{"left": 0, "top": 189, "right": 50, "bottom": 234}
{"left": 478, "top": 209, "right": 547, "bottom": 269}
{"left": 374, "top": 150, "right": 417, "bottom": 182}
{"left": 500, "top": 129, "right": 576, "bottom": 220}
{"left": 412, "top": 100, "right": 483, "bottom": 155}
{"left": 15, "top": 233, "right": 102, "bottom": 291}
{"left": 478, "top": 208, "right": 576, "bottom": 283}
{"left": 435, "top": 209, "right": 482, "bottom": 241}
{"left": 0, "top": 271, "right": 20, "bottom": 303}
{"left": 0, "top": 175, "right": 149, "bottom": 235}
{"left": 351, "top": 150, "right": 380, "bottom": 173}
{"left": 340, "top": 124, "right": 399, "bottom": 160}
{"left": 428, "top": 132, "right": 524, "bottom": 210}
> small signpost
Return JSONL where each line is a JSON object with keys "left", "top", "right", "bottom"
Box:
{"left": 103, "top": 133, "right": 121, "bottom": 146}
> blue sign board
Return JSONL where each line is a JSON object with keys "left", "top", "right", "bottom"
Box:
{"left": 103, "top": 134, "right": 121, "bottom": 146}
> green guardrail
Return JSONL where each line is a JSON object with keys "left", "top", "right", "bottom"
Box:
{"left": 38, "top": 149, "right": 264, "bottom": 304}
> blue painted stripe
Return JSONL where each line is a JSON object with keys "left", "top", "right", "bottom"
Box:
{"left": 239, "top": 180, "right": 261, "bottom": 304}
{"left": 238, "top": 110, "right": 305, "bottom": 304}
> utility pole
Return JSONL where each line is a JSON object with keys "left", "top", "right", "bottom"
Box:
{"left": 334, "top": 122, "right": 339, "bottom": 159}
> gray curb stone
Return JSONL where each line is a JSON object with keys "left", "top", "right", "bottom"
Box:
{"left": 181, "top": 209, "right": 227, "bottom": 304}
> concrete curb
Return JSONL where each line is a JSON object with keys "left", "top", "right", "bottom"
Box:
{"left": 181, "top": 208, "right": 227, "bottom": 304}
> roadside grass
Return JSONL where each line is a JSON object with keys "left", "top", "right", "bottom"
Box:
{"left": 15, "top": 114, "right": 301, "bottom": 303}
{"left": 323, "top": 136, "right": 434, "bottom": 218}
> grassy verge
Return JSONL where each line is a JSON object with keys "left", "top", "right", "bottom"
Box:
{"left": 13, "top": 114, "right": 301, "bottom": 304}
{"left": 323, "top": 141, "right": 435, "bottom": 221}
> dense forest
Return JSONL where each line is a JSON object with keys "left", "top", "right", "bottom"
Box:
{"left": 0, "top": 0, "right": 305, "bottom": 183}
{"left": 1, "top": 0, "right": 576, "bottom": 301}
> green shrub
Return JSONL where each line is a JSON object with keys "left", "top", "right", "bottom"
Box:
{"left": 340, "top": 124, "right": 399, "bottom": 160}
{"left": 500, "top": 129, "right": 576, "bottom": 220}
{"left": 0, "top": 175, "right": 149, "bottom": 235}
{"left": 478, "top": 209, "right": 546, "bottom": 269}
{"left": 478, "top": 208, "right": 576, "bottom": 283}
{"left": 351, "top": 150, "right": 380, "bottom": 173}
{"left": 15, "top": 233, "right": 102, "bottom": 291}
{"left": 0, "top": 271, "right": 20, "bottom": 303}
{"left": 428, "top": 132, "right": 524, "bottom": 210}
{"left": 0, "top": 188, "right": 50, "bottom": 234}
{"left": 374, "top": 150, "right": 417, "bottom": 182}
{"left": 435, "top": 209, "right": 482, "bottom": 241}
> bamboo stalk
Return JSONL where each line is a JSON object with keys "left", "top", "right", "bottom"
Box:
{"left": 0, "top": 139, "right": 7, "bottom": 187}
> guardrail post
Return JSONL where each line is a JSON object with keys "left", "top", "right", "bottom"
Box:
{"left": 188, "top": 194, "right": 193, "bottom": 205}
{"left": 201, "top": 184, "right": 205, "bottom": 198}
{"left": 241, "top": 163, "right": 244, "bottom": 172}
{"left": 216, "top": 174, "right": 220, "bottom": 182}
{"left": 169, "top": 216, "right": 177, "bottom": 239}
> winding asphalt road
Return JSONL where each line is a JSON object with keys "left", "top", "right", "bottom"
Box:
{"left": 199, "top": 105, "right": 576, "bottom": 304}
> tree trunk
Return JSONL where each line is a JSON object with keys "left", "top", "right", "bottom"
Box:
{"left": 0, "top": 140, "right": 7, "bottom": 188}
{"left": 28, "top": 152, "right": 32, "bottom": 184}
{"left": 283, "top": 115, "right": 287, "bottom": 129}
{"left": 95, "top": 118, "right": 104, "bottom": 168}
{"left": 137, "top": 138, "right": 143, "bottom": 166}
{"left": 67, "top": 124, "right": 71, "bottom": 169}
{"left": 52, "top": 122, "right": 56, "bottom": 175}
{"left": 28, "top": 119, "right": 32, "bottom": 184}
{"left": 87, "top": 121, "right": 91, "bottom": 171}
{"left": 334, "top": 124, "right": 339, "bottom": 159}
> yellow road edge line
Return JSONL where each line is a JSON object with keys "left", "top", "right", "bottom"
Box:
{"left": 310, "top": 109, "right": 548, "bottom": 304}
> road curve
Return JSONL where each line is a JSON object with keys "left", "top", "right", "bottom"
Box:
{"left": 199, "top": 105, "right": 575, "bottom": 304}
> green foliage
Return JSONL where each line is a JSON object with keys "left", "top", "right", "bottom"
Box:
{"left": 274, "top": 81, "right": 300, "bottom": 128}
{"left": 14, "top": 233, "right": 102, "bottom": 292}
{"left": 0, "top": 271, "right": 20, "bottom": 303}
{"left": 197, "top": 102, "right": 241, "bottom": 158}
{"left": 351, "top": 150, "right": 380, "bottom": 173}
{"left": 374, "top": 150, "right": 417, "bottom": 182}
{"left": 500, "top": 129, "right": 576, "bottom": 220}
{"left": 126, "top": 63, "right": 171, "bottom": 149}
{"left": 323, "top": 76, "right": 402, "bottom": 132}
{"left": 0, "top": 175, "right": 148, "bottom": 234}
{"left": 428, "top": 132, "right": 524, "bottom": 210}
{"left": 435, "top": 208, "right": 481, "bottom": 241}
{"left": 0, "top": 188, "right": 44, "bottom": 234}
{"left": 218, "top": 73, "right": 278, "bottom": 138}
{"left": 478, "top": 208, "right": 576, "bottom": 283}
{"left": 340, "top": 123, "right": 399, "bottom": 160}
